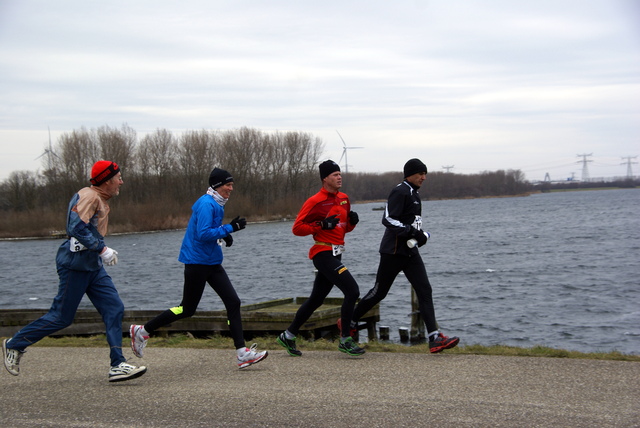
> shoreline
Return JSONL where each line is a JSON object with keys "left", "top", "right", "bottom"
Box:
{"left": 3, "top": 188, "right": 634, "bottom": 241}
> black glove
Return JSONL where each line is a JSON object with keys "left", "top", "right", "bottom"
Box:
{"left": 320, "top": 214, "right": 339, "bottom": 230}
{"left": 222, "top": 235, "right": 233, "bottom": 247}
{"left": 229, "top": 216, "right": 246, "bottom": 232}
{"left": 348, "top": 211, "right": 359, "bottom": 225}
{"left": 410, "top": 227, "right": 428, "bottom": 247}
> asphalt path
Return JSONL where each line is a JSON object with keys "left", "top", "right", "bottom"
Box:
{"left": 1, "top": 346, "right": 638, "bottom": 427}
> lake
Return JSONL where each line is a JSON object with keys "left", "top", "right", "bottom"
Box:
{"left": 1, "top": 188, "right": 638, "bottom": 354}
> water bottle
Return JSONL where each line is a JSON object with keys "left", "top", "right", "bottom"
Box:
{"left": 407, "top": 230, "right": 429, "bottom": 248}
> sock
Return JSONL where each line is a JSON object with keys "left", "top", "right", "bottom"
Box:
{"left": 284, "top": 330, "right": 295, "bottom": 340}
{"left": 141, "top": 326, "right": 149, "bottom": 336}
{"left": 340, "top": 336, "right": 351, "bottom": 343}
{"left": 237, "top": 347, "right": 248, "bottom": 357}
{"left": 428, "top": 331, "right": 439, "bottom": 342}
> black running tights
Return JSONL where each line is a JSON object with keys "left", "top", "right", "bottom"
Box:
{"left": 353, "top": 253, "right": 438, "bottom": 333}
{"left": 288, "top": 251, "right": 360, "bottom": 338}
{"left": 144, "top": 264, "right": 245, "bottom": 349}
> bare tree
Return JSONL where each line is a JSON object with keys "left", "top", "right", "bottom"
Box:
{"left": 137, "top": 128, "right": 177, "bottom": 177}
{"left": 177, "top": 129, "right": 219, "bottom": 196}
{"left": 284, "top": 131, "right": 324, "bottom": 197}
{"left": 217, "top": 127, "right": 262, "bottom": 186}
{"left": 58, "top": 127, "right": 99, "bottom": 186}
{"left": 94, "top": 124, "right": 137, "bottom": 172}
{"left": 1, "top": 170, "right": 41, "bottom": 210}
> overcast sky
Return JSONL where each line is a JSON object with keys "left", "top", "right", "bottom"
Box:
{"left": 1, "top": 0, "right": 638, "bottom": 182}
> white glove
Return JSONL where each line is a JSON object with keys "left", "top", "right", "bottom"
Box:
{"left": 100, "top": 247, "right": 119, "bottom": 266}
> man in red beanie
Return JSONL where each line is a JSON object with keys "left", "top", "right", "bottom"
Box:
{"left": 2, "top": 161, "right": 147, "bottom": 382}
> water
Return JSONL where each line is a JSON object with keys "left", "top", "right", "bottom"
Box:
{"left": 1, "top": 189, "right": 639, "bottom": 355}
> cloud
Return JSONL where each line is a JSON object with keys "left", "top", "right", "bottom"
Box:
{"left": 0, "top": 0, "right": 638, "bottom": 182}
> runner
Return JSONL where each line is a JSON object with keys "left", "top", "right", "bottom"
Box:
{"left": 129, "top": 167, "right": 267, "bottom": 369}
{"left": 343, "top": 158, "right": 459, "bottom": 353}
{"left": 2, "top": 161, "right": 147, "bottom": 382}
{"left": 277, "top": 160, "right": 365, "bottom": 357}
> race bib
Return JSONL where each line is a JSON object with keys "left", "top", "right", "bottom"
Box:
{"left": 70, "top": 237, "right": 87, "bottom": 252}
{"left": 412, "top": 215, "right": 423, "bottom": 230}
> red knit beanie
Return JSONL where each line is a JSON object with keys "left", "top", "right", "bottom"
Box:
{"left": 90, "top": 161, "right": 120, "bottom": 186}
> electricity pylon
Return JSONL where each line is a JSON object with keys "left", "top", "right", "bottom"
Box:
{"left": 621, "top": 156, "right": 638, "bottom": 179}
{"left": 577, "top": 153, "right": 593, "bottom": 182}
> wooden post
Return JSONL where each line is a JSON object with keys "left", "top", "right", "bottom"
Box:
{"left": 410, "top": 288, "right": 426, "bottom": 341}
{"left": 365, "top": 320, "right": 378, "bottom": 341}
{"left": 379, "top": 325, "right": 390, "bottom": 341}
{"left": 399, "top": 327, "right": 409, "bottom": 342}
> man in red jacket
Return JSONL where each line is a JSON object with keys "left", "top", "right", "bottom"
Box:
{"left": 277, "top": 160, "right": 365, "bottom": 357}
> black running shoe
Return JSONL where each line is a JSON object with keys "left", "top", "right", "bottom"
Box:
{"left": 277, "top": 332, "right": 302, "bottom": 357}
{"left": 429, "top": 333, "right": 460, "bottom": 353}
{"left": 338, "top": 337, "right": 365, "bottom": 356}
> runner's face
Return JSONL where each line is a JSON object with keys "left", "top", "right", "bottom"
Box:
{"left": 216, "top": 182, "right": 233, "bottom": 199}
{"left": 103, "top": 172, "right": 123, "bottom": 196}
{"left": 406, "top": 172, "right": 427, "bottom": 188}
{"left": 323, "top": 171, "right": 342, "bottom": 192}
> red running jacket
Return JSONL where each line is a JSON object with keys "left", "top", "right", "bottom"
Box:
{"left": 292, "top": 187, "right": 357, "bottom": 259}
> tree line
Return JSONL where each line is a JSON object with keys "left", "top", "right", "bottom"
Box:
{"left": 1, "top": 124, "right": 536, "bottom": 238}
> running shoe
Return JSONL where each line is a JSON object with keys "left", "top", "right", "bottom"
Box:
{"left": 338, "top": 336, "right": 365, "bottom": 356}
{"left": 3, "top": 339, "right": 23, "bottom": 376}
{"left": 336, "top": 318, "right": 358, "bottom": 338}
{"left": 429, "top": 333, "right": 460, "bottom": 354}
{"left": 277, "top": 332, "right": 302, "bottom": 357}
{"left": 129, "top": 324, "right": 149, "bottom": 358}
{"left": 237, "top": 343, "right": 268, "bottom": 369}
{"left": 108, "top": 361, "right": 147, "bottom": 382}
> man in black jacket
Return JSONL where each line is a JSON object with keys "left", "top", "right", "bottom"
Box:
{"left": 343, "top": 158, "right": 459, "bottom": 353}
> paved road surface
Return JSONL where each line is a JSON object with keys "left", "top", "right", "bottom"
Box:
{"left": 1, "top": 347, "right": 638, "bottom": 427}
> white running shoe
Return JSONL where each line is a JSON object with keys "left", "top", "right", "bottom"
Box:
{"left": 237, "top": 343, "right": 268, "bottom": 369}
{"left": 3, "top": 339, "right": 24, "bottom": 376}
{"left": 108, "top": 361, "right": 147, "bottom": 382}
{"left": 129, "top": 324, "right": 149, "bottom": 358}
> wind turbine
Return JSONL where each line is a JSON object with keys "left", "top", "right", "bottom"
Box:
{"left": 336, "top": 130, "right": 363, "bottom": 174}
{"left": 35, "top": 126, "right": 60, "bottom": 170}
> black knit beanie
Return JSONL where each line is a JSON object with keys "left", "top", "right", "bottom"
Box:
{"left": 403, "top": 158, "right": 428, "bottom": 177}
{"left": 319, "top": 160, "right": 340, "bottom": 180}
{"left": 208, "top": 167, "right": 234, "bottom": 189}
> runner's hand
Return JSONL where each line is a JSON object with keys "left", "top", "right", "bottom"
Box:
{"left": 348, "top": 211, "right": 359, "bottom": 225}
{"left": 100, "top": 247, "right": 119, "bottom": 266}
{"left": 230, "top": 216, "right": 246, "bottom": 231}
{"left": 321, "top": 214, "right": 339, "bottom": 230}
{"left": 223, "top": 235, "right": 233, "bottom": 247}
{"left": 410, "top": 227, "right": 428, "bottom": 247}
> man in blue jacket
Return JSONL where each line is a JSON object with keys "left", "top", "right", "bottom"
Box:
{"left": 129, "top": 167, "right": 268, "bottom": 369}
{"left": 3, "top": 161, "right": 147, "bottom": 382}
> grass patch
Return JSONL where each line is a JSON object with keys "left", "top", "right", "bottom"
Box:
{"left": 24, "top": 334, "right": 640, "bottom": 362}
